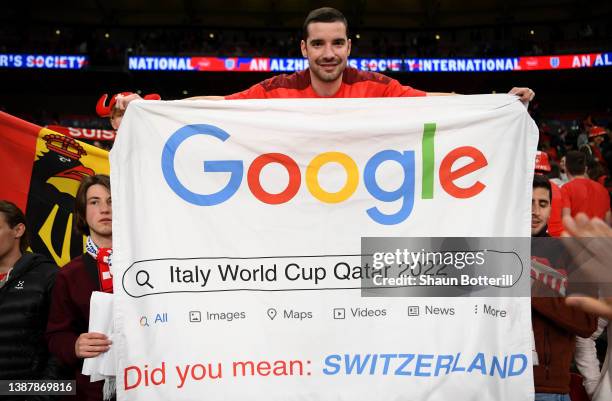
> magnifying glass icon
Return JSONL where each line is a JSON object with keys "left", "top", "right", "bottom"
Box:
{"left": 139, "top": 316, "right": 149, "bottom": 327}
{"left": 136, "top": 270, "right": 154, "bottom": 289}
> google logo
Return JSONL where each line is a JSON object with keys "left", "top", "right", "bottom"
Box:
{"left": 161, "top": 124, "right": 488, "bottom": 225}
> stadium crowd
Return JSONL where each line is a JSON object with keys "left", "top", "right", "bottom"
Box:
{"left": 1, "top": 14, "right": 609, "bottom": 66}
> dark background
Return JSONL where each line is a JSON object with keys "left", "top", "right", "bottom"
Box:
{"left": 1, "top": 0, "right": 611, "bottom": 126}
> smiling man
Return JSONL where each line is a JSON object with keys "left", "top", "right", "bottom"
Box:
{"left": 116, "top": 7, "right": 535, "bottom": 106}
{"left": 226, "top": 8, "right": 533, "bottom": 100}
{"left": 226, "top": 8, "right": 428, "bottom": 99}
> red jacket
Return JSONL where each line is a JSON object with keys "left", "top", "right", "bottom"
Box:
{"left": 532, "top": 290, "right": 596, "bottom": 393}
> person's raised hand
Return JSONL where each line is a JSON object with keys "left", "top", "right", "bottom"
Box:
{"left": 566, "top": 296, "right": 612, "bottom": 319}
{"left": 508, "top": 87, "right": 535, "bottom": 105}
{"left": 114, "top": 93, "right": 142, "bottom": 111}
{"left": 562, "top": 213, "right": 612, "bottom": 318}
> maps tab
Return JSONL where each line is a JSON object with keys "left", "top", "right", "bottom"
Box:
{"left": 361, "top": 237, "right": 531, "bottom": 297}
{"left": 282, "top": 309, "right": 313, "bottom": 321}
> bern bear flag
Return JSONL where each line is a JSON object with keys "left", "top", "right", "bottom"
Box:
{"left": 0, "top": 111, "right": 109, "bottom": 265}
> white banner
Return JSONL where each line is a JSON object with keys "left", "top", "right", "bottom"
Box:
{"left": 111, "top": 95, "right": 538, "bottom": 401}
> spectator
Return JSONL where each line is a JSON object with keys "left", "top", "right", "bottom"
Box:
{"left": 116, "top": 7, "right": 535, "bottom": 105}
{"left": 535, "top": 151, "right": 564, "bottom": 237}
{"left": 530, "top": 176, "right": 597, "bottom": 401}
{"left": 588, "top": 126, "right": 608, "bottom": 167}
{"left": 46, "top": 175, "right": 114, "bottom": 401}
{"left": 561, "top": 151, "right": 611, "bottom": 224}
{"left": 563, "top": 214, "right": 612, "bottom": 401}
{"left": 559, "top": 156, "right": 570, "bottom": 185}
{"left": 0, "top": 200, "right": 61, "bottom": 400}
{"left": 587, "top": 160, "right": 609, "bottom": 188}
{"left": 96, "top": 92, "right": 160, "bottom": 130}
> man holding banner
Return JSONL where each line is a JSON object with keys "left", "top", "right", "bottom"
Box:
{"left": 113, "top": 81, "right": 540, "bottom": 400}
{"left": 108, "top": 7, "right": 541, "bottom": 401}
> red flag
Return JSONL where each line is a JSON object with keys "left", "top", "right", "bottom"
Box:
{"left": 0, "top": 111, "right": 110, "bottom": 266}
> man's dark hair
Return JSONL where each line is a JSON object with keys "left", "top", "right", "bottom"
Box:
{"left": 74, "top": 174, "right": 111, "bottom": 236}
{"left": 302, "top": 7, "right": 349, "bottom": 40}
{"left": 0, "top": 200, "right": 29, "bottom": 253}
{"left": 565, "top": 150, "right": 587, "bottom": 176}
{"left": 533, "top": 174, "right": 552, "bottom": 202}
{"left": 587, "top": 160, "right": 606, "bottom": 181}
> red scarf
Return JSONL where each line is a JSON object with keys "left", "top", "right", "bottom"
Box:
{"left": 96, "top": 248, "right": 113, "bottom": 293}
{"left": 86, "top": 236, "right": 113, "bottom": 293}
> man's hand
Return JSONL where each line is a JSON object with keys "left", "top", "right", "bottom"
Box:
{"left": 508, "top": 87, "right": 535, "bottom": 105}
{"left": 562, "top": 213, "right": 612, "bottom": 319}
{"left": 566, "top": 296, "right": 612, "bottom": 319}
{"left": 114, "top": 93, "right": 224, "bottom": 111}
{"left": 114, "top": 93, "right": 142, "bottom": 111}
{"left": 75, "top": 332, "right": 111, "bottom": 358}
{"left": 563, "top": 213, "right": 611, "bottom": 238}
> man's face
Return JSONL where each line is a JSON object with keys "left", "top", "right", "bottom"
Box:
{"left": 0, "top": 213, "right": 23, "bottom": 259}
{"left": 531, "top": 187, "right": 551, "bottom": 236}
{"left": 85, "top": 184, "right": 112, "bottom": 238}
{"left": 301, "top": 21, "right": 351, "bottom": 85}
{"left": 110, "top": 108, "right": 124, "bottom": 130}
{"left": 593, "top": 135, "right": 604, "bottom": 145}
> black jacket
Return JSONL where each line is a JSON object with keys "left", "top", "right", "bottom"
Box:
{"left": 0, "top": 252, "right": 62, "bottom": 383}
